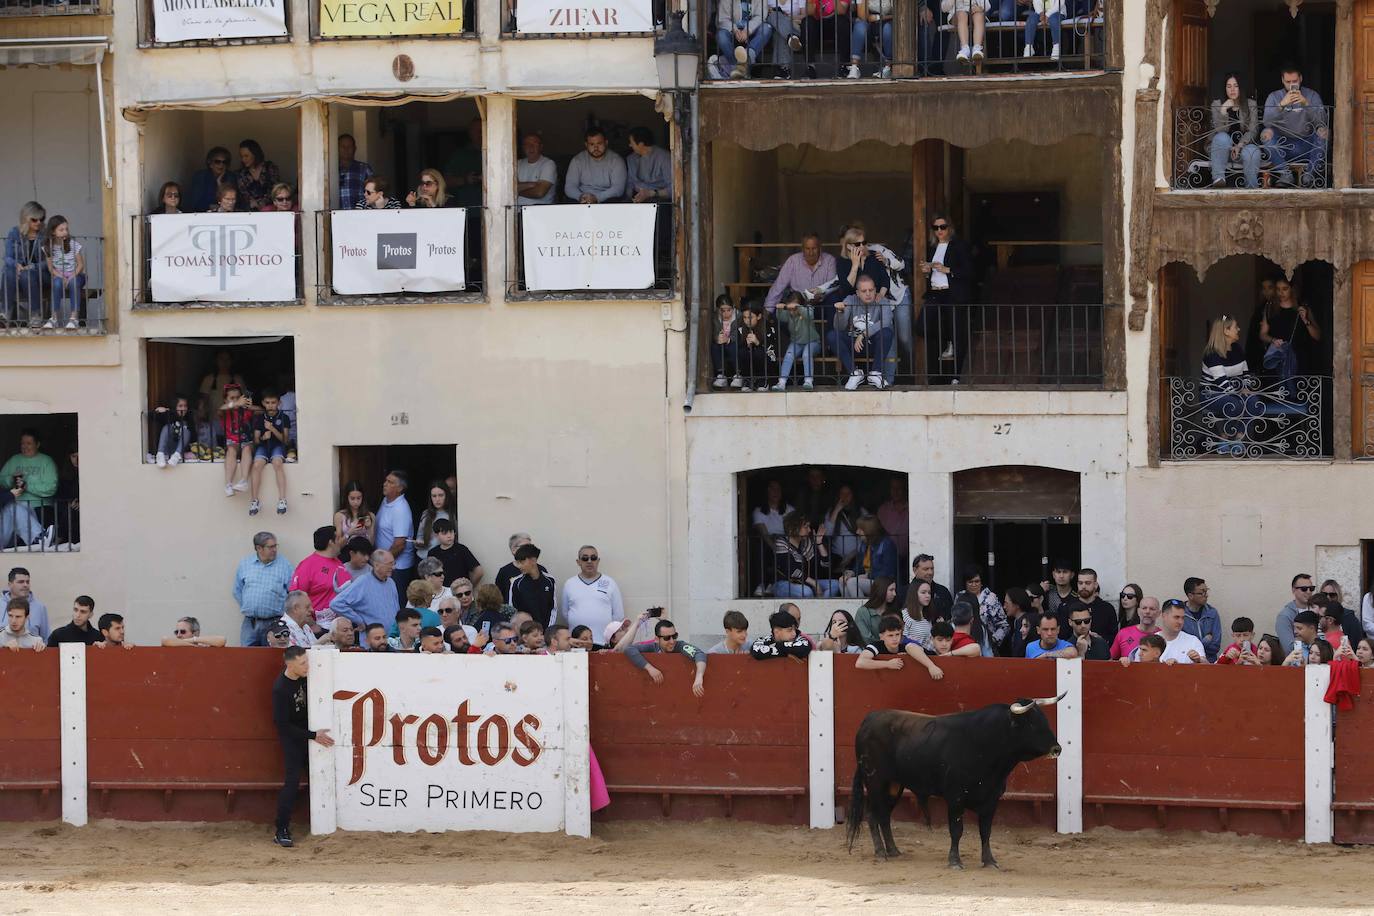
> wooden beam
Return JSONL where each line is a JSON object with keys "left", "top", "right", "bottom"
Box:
{"left": 1334, "top": 0, "right": 1355, "bottom": 189}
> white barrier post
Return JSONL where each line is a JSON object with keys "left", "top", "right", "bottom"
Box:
{"left": 808, "top": 651, "right": 835, "bottom": 829}
{"left": 307, "top": 647, "right": 337, "bottom": 836}
{"left": 1304, "top": 664, "right": 1333, "bottom": 844}
{"left": 562, "top": 651, "right": 592, "bottom": 838}
{"left": 59, "top": 643, "right": 87, "bottom": 827}
{"left": 1054, "top": 657, "right": 1083, "bottom": 834}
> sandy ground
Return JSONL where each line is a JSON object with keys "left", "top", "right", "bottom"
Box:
{"left": 1, "top": 819, "right": 1371, "bottom": 914}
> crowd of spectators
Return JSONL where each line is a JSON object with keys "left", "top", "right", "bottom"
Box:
{"left": 1202, "top": 63, "right": 1329, "bottom": 190}
{"left": 156, "top": 140, "right": 295, "bottom": 216}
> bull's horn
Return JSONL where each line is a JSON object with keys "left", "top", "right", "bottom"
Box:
{"left": 1009, "top": 700, "right": 1034, "bottom": 715}
{"left": 1033, "top": 691, "right": 1069, "bottom": 707}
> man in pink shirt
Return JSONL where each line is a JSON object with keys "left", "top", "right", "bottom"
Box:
{"left": 1110, "top": 594, "right": 1160, "bottom": 660}
{"left": 764, "top": 233, "right": 837, "bottom": 312}
{"left": 289, "top": 526, "right": 346, "bottom": 622}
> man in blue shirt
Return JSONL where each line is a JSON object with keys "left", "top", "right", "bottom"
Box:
{"left": 626, "top": 127, "right": 672, "bottom": 204}
{"left": 1180, "top": 576, "right": 1222, "bottom": 663}
{"left": 233, "top": 531, "right": 292, "bottom": 647}
{"left": 329, "top": 550, "right": 401, "bottom": 633}
{"left": 1026, "top": 613, "right": 1077, "bottom": 659}
{"left": 374, "top": 470, "right": 416, "bottom": 605}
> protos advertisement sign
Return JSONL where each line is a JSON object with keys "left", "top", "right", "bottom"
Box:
{"left": 149, "top": 212, "right": 297, "bottom": 303}
{"left": 329, "top": 209, "right": 467, "bottom": 295}
{"left": 520, "top": 203, "right": 658, "bottom": 291}
{"left": 307, "top": 650, "right": 591, "bottom": 837}
{"left": 514, "top": 0, "right": 652, "bottom": 32}
{"left": 153, "top": 0, "right": 288, "bottom": 42}
{"left": 318, "top": 0, "right": 464, "bottom": 36}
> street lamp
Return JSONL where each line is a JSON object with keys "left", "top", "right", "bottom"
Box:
{"left": 654, "top": 10, "right": 700, "bottom": 93}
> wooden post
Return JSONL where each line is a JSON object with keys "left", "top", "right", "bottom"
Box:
{"left": 893, "top": 0, "right": 915, "bottom": 78}
{"left": 1334, "top": 0, "right": 1355, "bottom": 188}
{"left": 1333, "top": 264, "right": 1354, "bottom": 460}
{"left": 912, "top": 141, "right": 930, "bottom": 379}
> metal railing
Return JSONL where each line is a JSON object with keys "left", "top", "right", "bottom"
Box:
{"left": 506, "top": 202, "right": 675, "bottom": 298}
{"left": 1162, "top": 375, "right": 1329, "bottom": 460}
{"left": 137, "top": 0, "right": 293, "bottom": 47}
{"left": 0, "top": 497, "right": 79, "bottom": 553}
{"left": 2, "top": 235, "right": 107, "bottom": 335}
{"left": 141, "top": 410, "right": 300, "bottom": 464}
{"left": 703, "top": 4, "right": 1105, "bottom": 81}
{"left": 737, "top": 532, "right": 871, "bottom": 599}
{"left": 133, "top": 213, "right": 304, "bottom": 307}
{"left": 0, "top": 0, "right": 99, "bottom": 15}
{"left": 706, "top": 302, "right": 1104, "bottom": 390}
{"left": 1172, "top": 104, "right": 1332, "bottom": 190}
{"left": 314, "top": 208, "right": 484, "bottom": 304}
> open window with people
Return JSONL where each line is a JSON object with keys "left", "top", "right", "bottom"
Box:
{"left": 142, "top": 338, "right": 299, "bottom": 503}
{"left": 705, "top": 135, "right": 1105, "bottom": 391}
{"left": 4, "top": 63, "right": 107, "bottom": 333}
{"left": 0, "top": 414, "right": 79, "bottom": 554}
{"left": 319, "top": 99, "right": 484, "bottom": 304}
{"left": 508, "top": 97, "right": 675, "bottom": 298}
{"left": 137, "top": 109, "right": 303, "bottom": 305}
{"left": 700, "top": 0, "right": 1106, "bottom": 81}
{"left": 735, "top": 466, "right": 908, "bottom": 600}
{"left": 1158, "top": 257, "right": 1332, "bottom": 459}
{"left": 1169, "top": 0, "right": 1334, "bottom": 189}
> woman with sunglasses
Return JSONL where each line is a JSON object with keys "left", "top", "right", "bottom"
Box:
{"left": 405, "top": 168, "right": 451, "bottom": 208}
{"left": 917, "top": 214, "right": 973, "bottom": 384}
{"left": 188, "top": 147, "right": 232, "bottom": 212}
{"left": 4, "top": 201, "right": 46, "bottom": 327}
{"left": 1117, "top": 583, "right": 1143, "bottom": 631}
{"left": 152, "top": 182, "right": 183, "bottom": 215}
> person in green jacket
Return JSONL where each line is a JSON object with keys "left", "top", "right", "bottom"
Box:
{"left": 772, "top": 290, "right": 821, "bottom": 391}
{"left": 0, "top": 428, "right": 57, "bottom": 512}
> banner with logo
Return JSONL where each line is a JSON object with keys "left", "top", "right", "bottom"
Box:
{"left": 307, "top": 650, "right": 590, "bottom": 837}
{"left": 521, "top": 204, "right": 658, "bottom": 291}
{"left": 515, "top": 0, "right": 652, "bottom": 33}
{"left": 153, "top": 0, "right": 288, "bottom": 42}
{"left": 329, "top": 208, "right": 467, "bottom": 295}
{"left": 149, "top": 212, "right": 296, "bottom": 303}
{"left": 318, "top": 0, "right": 464, "bottom": 36}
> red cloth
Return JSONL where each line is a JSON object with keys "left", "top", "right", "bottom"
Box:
{"left": 950, "top": 632, "right": 976, "bottom": 652}
{"left": 1325, "top": 659, "right": 1361, "bottom": 711}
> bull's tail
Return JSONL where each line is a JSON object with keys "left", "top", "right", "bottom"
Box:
{"left": 844, "top": 766, "right": 866, "bottom": 853}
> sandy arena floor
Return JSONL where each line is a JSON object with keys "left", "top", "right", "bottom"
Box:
{"left": 1, "top": 819, "right": 1371, "bottom": 914}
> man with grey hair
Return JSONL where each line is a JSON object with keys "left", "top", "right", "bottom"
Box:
{"left": 561, "top": 544, "right": 624, "bottom": 637}
{"left": 279, "top": 589, "right": 318, "bottom": 648}
{"left": 494, "top": 531, "right": 545, "bottom": 598}
{"left": 160, "top": 616, "right": 227, "bottom": 648}
{"left": 327, "top": 549, "right": 400, "bottom": 633}
{"left": 322, "top": 615, "right": 356, "bottom": 649}
{"left": 232, "top": 531, "right": 292, "bottom": 647}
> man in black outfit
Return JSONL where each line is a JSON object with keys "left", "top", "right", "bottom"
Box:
{"left": 902, "top": 553, "right": 954, "bottom": 619}
{"left": 47, "top": 595, "right": 101, "bottom": 646}
{"left": 1060, "top": 567, "right": 1119, "bottom": 643}
{"left": 507, "top": 543, "right": 556, "bottom": 628}
{"left": 917, "top": 215, "right": 974, "bottom": 384}
{"left": 272, "top": 646, "right": 333, "bottom": 848}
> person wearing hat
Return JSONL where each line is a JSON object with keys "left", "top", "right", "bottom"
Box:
{"left": 265, "top": 620, "right": 292, "bottom": 648}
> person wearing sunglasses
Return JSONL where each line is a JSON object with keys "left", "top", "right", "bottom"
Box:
{"left": 623, "top": 614, "right": 707, "bottom": 698}
{"left": 188, "top": 146, "right": 232, "bottom": 212}
{"left": 1276, "top": 572, "right": 1317, "bottom": 654}
{"left": 354, "top": 177, "right": 401, "bottom": 210}
{"left": 158, "top": 615, "right": 226, "bottom": 648}
{"left": 1116, "top": 584, "right": 1143, "bottom": 632}
{"left": 4, "top": 202, "right": 47, "bottom": 327}
{"left": 261, "top": 182, "right": 297, "bottom": 213}
{"left": 917, "top": 215, "right": 973, "bottom": 384}
{"left": 405, "top": 168, "right": 450, "bottom": 208}
{"left": 561, "top": 545, "right": 625, "bottom": 639}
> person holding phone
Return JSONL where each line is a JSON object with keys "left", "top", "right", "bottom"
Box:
{"left": 917, "top": 215, "right": 973, "bottom": 384}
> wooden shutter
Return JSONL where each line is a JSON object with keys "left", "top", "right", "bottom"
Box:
{"left": 1170, "top": 0, "right": 1209, "bottom": 110}
{"left": 1157, "top": 266, "right": 1181, "bottom": 458}
{"left": 1351, "top": 261, "right": 1374, "bottom": 456}
{"left": 1355, "top": 0, "right": 1374, "bottom": 185}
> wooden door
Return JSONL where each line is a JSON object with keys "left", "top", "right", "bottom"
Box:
{"left": 1350, "top": 261, "right": 1374, "bottom": 456}
{"left": 1355, "top": 0, "right": 1374, "bottom": 185}
{"left": 1157, "top": 265, "right": 1181, "bottom": 457}
{"left": 1169, "top": 0, "right": 1210, "bottom": 110}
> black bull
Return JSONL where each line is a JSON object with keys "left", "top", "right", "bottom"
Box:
{"left": 846, "top": 695, "right": 1065, "bottom": 869}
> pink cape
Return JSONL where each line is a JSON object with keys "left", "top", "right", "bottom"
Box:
{"left": 589, "top": 745, "right": 610, "bottom": 812}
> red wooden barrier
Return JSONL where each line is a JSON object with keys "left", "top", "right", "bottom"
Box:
{"left": 588, "top": 653, "right": 809, "bottom": 824}
{"left": 1333, "top": 670, "right": 1374, "bottom": 843}
{"left": 832, "top": 657, "right": 1058, "bottom": 829}
{"left": 0, "top": 652, "right": 60, "bottom": 820}
{"left": 1081, "top": 662, "right": 1303, "bottom": 838}
{"left": 85, "top": 648, "right": 288, "bottom": 822}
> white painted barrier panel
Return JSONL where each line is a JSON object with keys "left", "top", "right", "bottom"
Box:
{"left": 1304, "top": 664, "right": 1333, "bottom": 844}
{"left": 59, "top": 644, "right": 87, "bottom": 827}
{"left": 808, "top": 652, "right": 834, "bottom": 829}
{"left": 1055, "top": 657, "right": 1083, "bottom": 835}
{"left": 311, "top": 652, "right": 587, "bottom": 835}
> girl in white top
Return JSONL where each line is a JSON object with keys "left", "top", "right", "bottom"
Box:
{"left": 414, "top": 481, "right": 455, "bottom": 560}
{"left": 902, "top": 579, "right": 936, "bottom": 650}
{"left": 43, "top": 215, "right": 85, "bottom": 331}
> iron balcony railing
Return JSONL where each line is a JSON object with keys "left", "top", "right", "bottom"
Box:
{"left": 1162, "top": 374, "right": 1329, "bottom": 460}
{"left": 505, "top": 202, "right": 676, "bottom": 298}
{"left": 0, "top": 496, "right": 79, "bottom": 553}
{"left": 702, "top": 3, "right": 1105, "bottom": 81}
{"left": 314, "top": 208, "right": 485, "bottom": 305}
{"left": 737, "top": 532, "right": 871, "bottom": 600}
{"left": 1172, "top": 103, "right": 1332, "bottom": 190}
{"left": 706, "top": 302, "right": 1104, "bottom": 391}
{"left": 2, "top": 234, "right": 107, "bottom": 335}
{"left": 133, "top": 213, "right": 304, "bottom": 308}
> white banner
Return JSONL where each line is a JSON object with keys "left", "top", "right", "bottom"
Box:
{"left": 153, "top": 0, "right": 288, "bottom": 42}
{"left": 521, "top": 204, "right": 658, "bottom": 291}
{"left": 308, "top": 650, "right": 590, "bottom": 837}
{"left": 330, "top": 208, "right": 467, "bottom": 295}
{"left": 149, "top": 212, "right": 296, "bottom": 303}
{"left": 514, "top": 0, "right": 652, "bottom": 32}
